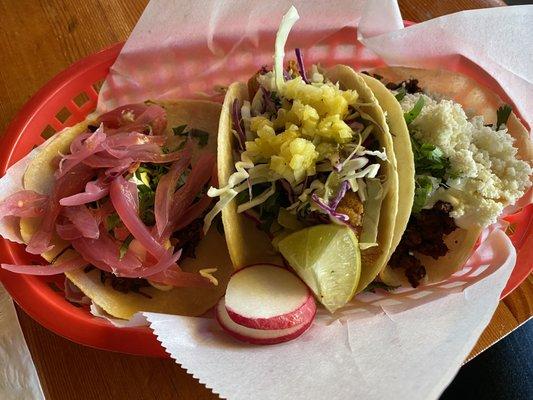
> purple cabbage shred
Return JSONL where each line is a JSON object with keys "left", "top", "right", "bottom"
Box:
{"left": 231, "top": 99, "right": 246, "bottom": 150}
{"left": 311, "top": 193, "right": 349, "bottom": 223}
{"left": 295, "top": 48, "right": 310, "bottom": 84}
{"left": 329, "top": 180, "right": 350, "bottom": 210}
{"left": 279, "top": 179, "right": 295, "bottom": 204}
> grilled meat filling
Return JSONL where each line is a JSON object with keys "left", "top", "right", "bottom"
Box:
{"left": 389, "top": 201, "right": 457, "bottom": 287}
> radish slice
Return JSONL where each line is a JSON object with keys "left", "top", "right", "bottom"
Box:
{"left": 225, "top": 264, "right": 316, "bottom": 330}
{"left": 216, "top": 298, "right": 312, "bottom": 345}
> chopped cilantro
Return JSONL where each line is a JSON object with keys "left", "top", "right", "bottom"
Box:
{"left": 404, "top": 96, "right": 425, "bottom": 125}
{"left": 364, "top": 282, "right": 400, "bottom": 293}
{"left": 411, "top": 137, "right": 450, "bottom": 180}
{"left": 258, "top": 191, "right": 281, "bottom": 232}
{"left": 137, "top": 184, "right": 156, "bottom": 226}
{"left": 189, "top": 128, "right": 210, "bottom": 147}
{"left": 395, "top": 86, "right": 406, "bottom": 101}
{"left": 496, "top": 104, "right": 512, "bottom": 129}
{"left": 106, "top": 213, "right": 120, "bottom": 231}
{"left": 172, "top": 124, "right": 209, "bottom": 147}
{"left": 270, "top": 92, "right": 282, "bottom": 108}
{"left": 412, "top": 176, "right": 435, "bottom": 213}
{"left": 172, "top": 125, "right": 188, "bottom": 136}
{"left": 410, "top": 136, "right": 452, "bottom": 213}
{"left": 119, "top": 235, "right": 134, "bottom": 259}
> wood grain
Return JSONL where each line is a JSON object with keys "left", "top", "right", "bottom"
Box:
{"left": 0, "top": 1, "right": 528, "bottom": 399}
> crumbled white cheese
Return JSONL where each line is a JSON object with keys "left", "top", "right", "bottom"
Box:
{"left": 401, "top": 93, "right": 532, "bottom": 229}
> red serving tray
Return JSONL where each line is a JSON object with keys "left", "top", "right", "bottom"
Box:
{"left": 0, "top": 25, "right": 531, "bottom": 357}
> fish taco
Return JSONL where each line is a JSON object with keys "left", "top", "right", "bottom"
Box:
{"left": 204, "top": 7, "right": 401, "bottom": 312}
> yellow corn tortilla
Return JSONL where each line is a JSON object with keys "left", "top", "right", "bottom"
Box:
{"left": 368, "top": 66, "right": 530, "bottom": 286}
{"left": 359, "top": 74, "right": 415, "bottom": 257}
{"left": 219, "top": 66, "right": 399, "bottom": 294}
{"left": 20, "top": 100, "right": 233, "bottom": 319}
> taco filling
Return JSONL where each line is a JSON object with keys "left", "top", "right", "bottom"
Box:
{"left": 205, "top": 64, "right": 387, "bottom": 241}
{"left": 374, "top": 75, "right": 532, "bottom": 287}
{"left": 0, "top": 102, "right": 231, "bottom": 318}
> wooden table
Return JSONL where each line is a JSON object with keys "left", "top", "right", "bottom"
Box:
{"left": 0, "top": 1, "right": 531, "bottom": 399}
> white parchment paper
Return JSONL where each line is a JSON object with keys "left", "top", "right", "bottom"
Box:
{"left": 143, "top": 230, "right": 516, "bottom": 400}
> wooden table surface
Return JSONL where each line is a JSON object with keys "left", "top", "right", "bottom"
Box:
{"left": 1, "top": 0, "right": 531, "bottom": 399}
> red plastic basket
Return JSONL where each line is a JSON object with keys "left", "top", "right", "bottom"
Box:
{"left": 0, "top": 25, "right": 531, "bottom": 357}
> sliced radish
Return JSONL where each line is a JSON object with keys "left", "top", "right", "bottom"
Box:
{"left": 216, "top": 298, "right": 312, "bottom": 345}
{"left": 225, "top": 264, "right": 316, "bottom": 330}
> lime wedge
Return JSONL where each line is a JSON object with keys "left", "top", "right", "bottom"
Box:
{"left": 278, "top": 224, "right": 361, "bottom": 313}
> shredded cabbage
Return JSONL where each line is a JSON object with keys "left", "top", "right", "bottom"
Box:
{"left": 359, "top": 178, "right": 384, "bottom": 246}
{"left": 237, "top": 182, "right": 276, "bottom": 213}
{"left": 274, "top": 6, "right": 300, "bottom": 93}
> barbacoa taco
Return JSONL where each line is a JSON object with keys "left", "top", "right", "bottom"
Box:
{"left": 204, "top": 7, "right": 401, "bottom": 312}
{"left": 0, "top": 100, "right": 233, "bottom": 320}
{"left": 361, "top": 67, "right": 532, "bottom": 287}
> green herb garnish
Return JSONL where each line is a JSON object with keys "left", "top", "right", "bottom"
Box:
{"left": 364, "top": 282, "right": 400, "bottom": 293}
{"left": 119, "top": 235, "right": 134, "bottom": 259}
{"left": 395, "top": 86, "right": 406, "bottom": 101}
{"left": 496, "top": 104, "right": 512, "bottom": 129}
{"left": 106, "top": 213, "right": 121, "bottom": 231}
{"left": 172, "top": 125, "right": 209, "bottom": 147}
{"left": 189, "top": 128, "right": 209, "bottom": 147}
{"left": 172, "top": 125, "right": 188, "bottom": 136}
{"left": 404, "top": 96, "right": 425, "bottom": 125}
{"left": 258, "top": 191, "right": 281, "bottom": 233}
{"left": 411, "top": 138, "right": 450, "bottom": 180}
{"left": 412, "top": 176, "right": 436, "bottom": 214}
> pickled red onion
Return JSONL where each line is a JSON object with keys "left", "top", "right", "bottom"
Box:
{"left": 97, "top": 104, "right": 167, "bottom": 136}
{"left": 1, "top": 255, "right": 88, "bottom": 275}
{"left": 172, "top": 195, "right": 213, "bottom": 232}
{"left": 0, "top": 190, "right": 48, "bottom": 218}
{"left": 26, "top": 164, "right": 95, "bottom": 254}
{"left": 155, "top": 152, "right": 192, "bottom": 236}
{"left": 59, "top": 178, "right": 109, "bottom": 206}
{"left": 62, "top": 205, "right": 99, "bottom": 239}
{"left": 109, "top": 176, "right": 167, "bottom": 260}
{"left": 169, "top": 152, "right": 215, "bottom": 228}
{"left": 57, "top": 126, "right": 106, "bottom": 178}
{"left": 56, "top": 221, "right": 83, "bottom": 240}
{"left": 71, "top": 227, "right": 181, "bottom": 278}
{"left": 148, "top": 265, "right": 212, "bottom": 288}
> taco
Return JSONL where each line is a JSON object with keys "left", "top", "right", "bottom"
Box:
{"left": 1, "top": 100, "right": 233, "bottom": 320}
{"left": 361, "top": 67, "right": 532, "bottom": 287}
{"left": 204, "top": 7, "right": 399, "bottom": 312}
